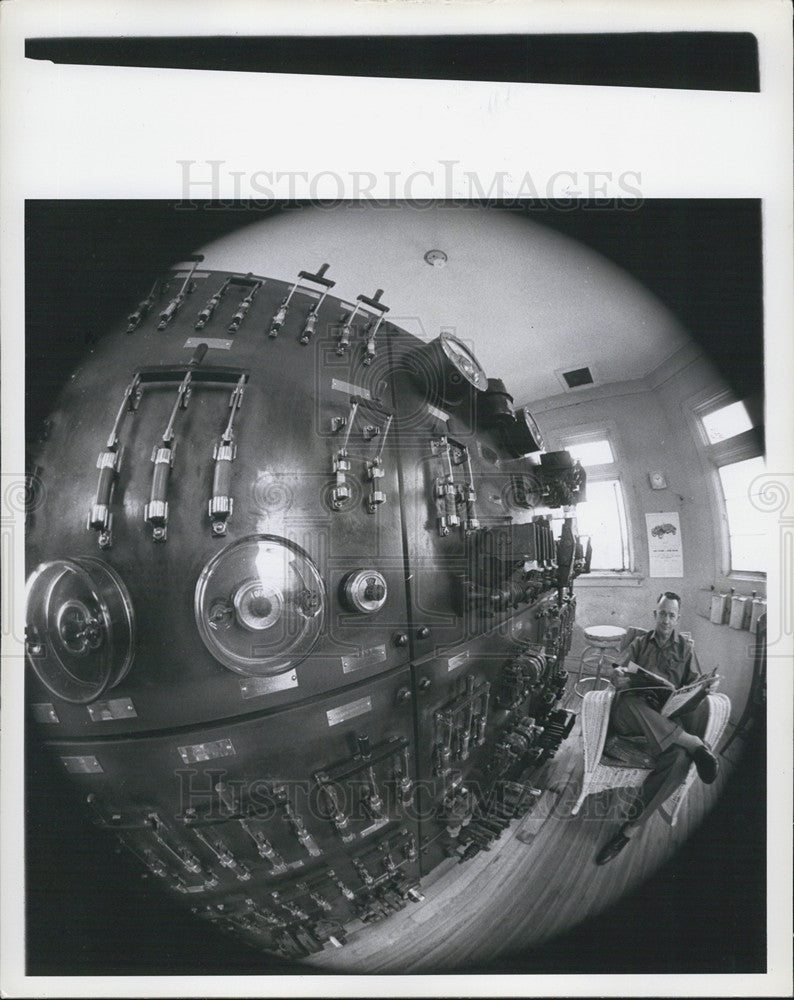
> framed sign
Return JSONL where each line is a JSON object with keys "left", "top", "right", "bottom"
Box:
{"left": 646, "top": 511, "right": 684, "bottom": 577}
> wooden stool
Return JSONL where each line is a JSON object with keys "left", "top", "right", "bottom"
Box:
{"left": 573, "top": 625, "right": 627, "bottom": 698}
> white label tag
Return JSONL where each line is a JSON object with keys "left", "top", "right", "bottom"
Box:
{"left": 341, "top": 645, "right": 387, "bottom": 674}
{"left": 359, "top": 817, "right": 390, "bottom": 838}
{"left": 447, "top": 651, "right": 470, "bottom": 672}
{"left": 32, "top": 703, "right": 59, "bottom": 724}
{"left": 326, "top": 696, "right": 373, "bottom": 727}
{"left": 61, "top": 756, "right": 103, "bottom": 774}
{"left": 239, "top": 671, "right": 298, "bottom": 699}
{"left": 331, "top": 378, "right": 371, "bottom": 399}
{"left": 177, "top": 738, "right": 236, "bottom": 765}
{"left": 87, "top": 697, "right": 138, "bottom": 722}
{"left": 183, "top": 337, "right": 233, "bottom": 351}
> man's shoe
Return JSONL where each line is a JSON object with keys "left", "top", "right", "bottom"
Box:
{"left": 595, "top": 831, "right": 631, "bottom": 866}
{"left": 692, "top": 744, "right": 719, "bottom": 784}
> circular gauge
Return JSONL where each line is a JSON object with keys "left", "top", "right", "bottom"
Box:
{"left": 25, "top": 558, "right": 136, "bottom": 704}
{"left": 340, "top": 569, "right": 388, "bottom": 614}
{"left": 195, "top": 534, "right": 325, "bottom": 676}
{"left": 504, "top": 407, "right": 545, "bottom": 457}
{"left": 439, "top": 332, "right": 488, "bottom": 391}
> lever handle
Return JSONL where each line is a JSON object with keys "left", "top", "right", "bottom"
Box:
{"left": 189, "top": 343, "right": 208, "bottom": 368}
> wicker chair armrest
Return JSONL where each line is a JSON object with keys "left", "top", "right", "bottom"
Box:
{"left": 580, "top": 687, "right": 616, "bottom": 775}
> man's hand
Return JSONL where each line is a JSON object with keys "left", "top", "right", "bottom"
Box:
{"left": 704, "top": 675, "right": 721, "bottom": 693}
{"left": 611, "top": 665, "right": 632, "bottom": 691}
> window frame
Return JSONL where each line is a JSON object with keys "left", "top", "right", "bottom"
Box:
{"left": 690, "top": 388, "right": 766, "bottom": 581}
{"left": 553, "top": 425, "right": 637, "bottom": 576}
{"left": 694, "top": 391, "right": 754, "bottom": 448}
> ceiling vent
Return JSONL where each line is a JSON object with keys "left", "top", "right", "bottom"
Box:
{"left": 561, "top": 366, "right": 594, "bottom": 389}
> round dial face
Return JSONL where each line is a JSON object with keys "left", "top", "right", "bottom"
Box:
{"left": 25, "top": 558, "right": 136, "bottom": 704}
{"left": 195, "top": 534, "right": 325, "bottom": 676}
{"left": 439, "top": 333, "right": 488, "bottom": 391}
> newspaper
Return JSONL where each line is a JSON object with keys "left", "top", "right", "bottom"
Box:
{"left": 621, "top": 661, "right": 718, "bottom": 717}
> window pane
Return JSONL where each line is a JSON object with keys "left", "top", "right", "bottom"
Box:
{"left": 718, "top": 456, "right": 767, "bottom": 572}
{"left": 565, "top": 439, "right": 614, "bottom": 466}
{"left": 554, "top": 479, "right": 628, "bottom": 570}
{"left": 701, "top": 400, "right": 753, "bottom": 444}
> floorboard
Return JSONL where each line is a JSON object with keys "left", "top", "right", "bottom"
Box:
{"left": 306, "top": 686, "right": 741, "bottom": 974}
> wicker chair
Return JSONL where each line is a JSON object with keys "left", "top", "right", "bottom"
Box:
{"left": 570, "top": 629, "right": 732, "bottom": 826}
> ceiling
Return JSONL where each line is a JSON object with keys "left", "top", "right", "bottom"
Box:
{"left": 197, "top": 204, "right": 692, "bottom": 406}
{"left": 24, "top": 201, "right": 762, "bottom": 439}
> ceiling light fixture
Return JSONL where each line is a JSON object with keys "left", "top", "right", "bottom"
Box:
{"left": 424, "top": 249, "right": 448, "bottom": 268}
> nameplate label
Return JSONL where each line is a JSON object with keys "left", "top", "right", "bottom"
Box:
{"left": 341, "top": 645, "right": 387, "bottom": 674}
{"left": 178, "top": 738, "right": 236, "bottom": 765}
{"left": 359, "top": 817, "right": 390, "bottom": 838}
{"left": 239, "top": 671, "right": 298, "bottom": 699}
{"left": 447, "top": 651, "right": 470, "bottom": 672}
{"left": 331, "top": 378, "right": 372, "bottom": 400}
{"left": 426, "top": 403, "right": 450, "bottom": 423}
{"left": 61, "top": 755, "right": 103, "bottom": 774}
{"left": 184, "top": 337, "right": 233, "bottom": 351}
{"left": 31, "top": 703, "right": 59, "bottom": 724}
{"left": 87, "top": 697, "right": 138, "bottom": 722}
{"left": 327, "top": 696, "right": 372, "bottom": 727}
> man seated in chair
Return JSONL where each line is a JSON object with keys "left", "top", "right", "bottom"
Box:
{"left": 595, "top": 591, "right": 720, "bottom": 865}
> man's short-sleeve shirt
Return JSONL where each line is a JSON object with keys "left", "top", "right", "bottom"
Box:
{"left": 626, "top": 629, "right": 700, "bottom": 691}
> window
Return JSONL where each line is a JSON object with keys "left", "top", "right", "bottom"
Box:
{"left": 552, "top": 432, "right": 632, "bottom": 572}
{"left": 695, "top": 392, "right": 765, "bottom": 575}
{"left": 565, "top": 439, "right": 614, "bottom": 466}
{"left": 701, "top": 400, "right": 753, "bottom": 444}
{"left": 571, "top": 479, "right": 630, "bottom": 571}
{"left": 717, "top": 456, "right": 767, "bottom": 573}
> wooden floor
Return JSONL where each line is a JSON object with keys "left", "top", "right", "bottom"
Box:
{"left": 306, "top": 687, "right": 740, "bottom": 974}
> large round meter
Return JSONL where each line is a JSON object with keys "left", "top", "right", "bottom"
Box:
{"left": 194, "top": 534, "right": 325, "bottom": 676}
{"left": 25, "top": 558, "right": 136, "bottom": 703}
{"left": 439, "top": 332, "right": 488, "bottom": 392}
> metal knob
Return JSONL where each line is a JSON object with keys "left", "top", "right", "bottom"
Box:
{"left": 341, "top": 569, "right": 388, "bottom": 614}
{"left": 364, "top": 579, "right": 386, "bottom": 602}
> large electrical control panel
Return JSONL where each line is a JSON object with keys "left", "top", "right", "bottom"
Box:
{"left": 26, "top": 260, "right": 590, "bottom": 961}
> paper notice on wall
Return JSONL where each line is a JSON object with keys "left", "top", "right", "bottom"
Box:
{"left": 645, "top": 512, "right": 683, "bottom": 578}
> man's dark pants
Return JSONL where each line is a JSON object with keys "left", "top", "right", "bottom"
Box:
{"left": 610, "top": 693, "right": 710, "bottom": 824}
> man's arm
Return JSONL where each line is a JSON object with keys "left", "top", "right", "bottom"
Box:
{"left": 609, "top": 634, "right": 643, "bottom": 690}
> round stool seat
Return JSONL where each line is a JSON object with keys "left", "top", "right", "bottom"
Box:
{"left": 582, "top": 625, "right": 627, "bottom": 647}
{"left": 571, "top": 625, "right": 628, "bottom": 700}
